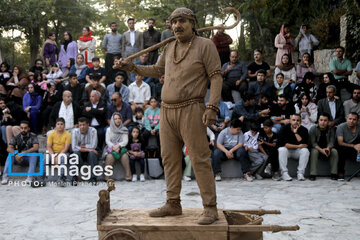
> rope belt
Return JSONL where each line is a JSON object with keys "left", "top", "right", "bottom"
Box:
{"left": 161, "top": 98, "right": 204, "bottom": 109}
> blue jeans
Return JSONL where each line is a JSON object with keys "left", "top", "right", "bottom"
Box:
{"left": 74, "top": 151, "right": 98, "bottom": 179}
{"left": 1, "top": 125, "right": 7, "bottom": 144}
{"left": 3, "top": 154, "right": 37, "bottom": 178}
{"left": 211, "top": 147, "right": 250, "bottom": 175}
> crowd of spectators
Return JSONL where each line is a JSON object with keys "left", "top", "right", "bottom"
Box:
{"left": 0, "top": 20, "right": 360, "bottom": 187}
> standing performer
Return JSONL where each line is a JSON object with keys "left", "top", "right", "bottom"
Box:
{"left": 116, "top": 7, "right": 222, "bottom": 225}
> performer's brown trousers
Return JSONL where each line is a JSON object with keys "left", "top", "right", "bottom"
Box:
{"left": 160, "top": 102, "right": 217, "bottom": 207}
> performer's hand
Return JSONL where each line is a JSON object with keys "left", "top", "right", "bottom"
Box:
{"left": 202, "top": 109, "right": 217, "bottom": 126}
{"left": 113, "top": 58, "right": 135, "bottom": 72}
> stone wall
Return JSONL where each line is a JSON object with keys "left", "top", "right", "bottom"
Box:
{"left": 313, "top": 49, "right": 335, "bottom": 74}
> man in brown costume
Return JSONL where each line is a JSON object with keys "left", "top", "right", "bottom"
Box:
{"left": 116, "top": 7, "right": 222, "bottom": 225}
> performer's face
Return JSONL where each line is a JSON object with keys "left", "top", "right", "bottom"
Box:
{"left": 172, "top": 17, "right": 194, "bottom": 42}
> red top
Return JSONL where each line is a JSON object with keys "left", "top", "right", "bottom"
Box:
{"left": 78, "top": 30, "right": 94, "bottom": 42}
{"left": 211, "top": 33, "right": 233, "bottom": 53}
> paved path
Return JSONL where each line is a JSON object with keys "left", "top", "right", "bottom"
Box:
{"left": 0, "top": 178, "right": 359, "bottom": 240}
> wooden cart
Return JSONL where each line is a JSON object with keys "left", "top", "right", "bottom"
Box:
{"left": 97, "top": 181, "right": 300, "bottom": 240}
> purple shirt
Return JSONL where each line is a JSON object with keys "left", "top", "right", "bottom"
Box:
{"left": 43, "top": 43, "right": 59, "bottom": 65}
{"left": 58, "top": 41, "right": 78, "bottom": 72}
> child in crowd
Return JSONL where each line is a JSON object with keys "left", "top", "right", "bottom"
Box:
{"left": 127, "top": 126, "right": 146, "bottom": 182}
{"left": 46, "top": 63, "right": 63, "bottom": 83}
{"left": 244, "top": 123, "right": 268, "bottom": 179}
{"left": 258, "top": 119, "right": 280, "bottom": 180}
{"left": 144, "top": 97, "right": 160, "bottom": 149}
{"left": 132, "top": 107, "right": 145, "bottom": 133}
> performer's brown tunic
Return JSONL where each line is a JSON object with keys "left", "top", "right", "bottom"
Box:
{"left": 132, "top": 35, "right": 222, "bottom": 207}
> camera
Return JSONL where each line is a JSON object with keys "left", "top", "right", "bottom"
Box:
{"left": 90, "top": 72, "right": 102, "bottom": 80}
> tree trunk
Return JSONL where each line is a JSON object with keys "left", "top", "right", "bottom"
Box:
{"left": 29, "top": 27, "right": 41, "bottom": 66}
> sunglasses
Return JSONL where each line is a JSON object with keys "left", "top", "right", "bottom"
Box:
{"left": 111, "top": 99, "right": 118, "bottom": 102}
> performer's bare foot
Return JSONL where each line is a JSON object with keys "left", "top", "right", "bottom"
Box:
{"left": 197, "top": 206, "right": 219, "bottom": 225}
{"left": 149, "top": 199, "right": 182, "bottom": 217}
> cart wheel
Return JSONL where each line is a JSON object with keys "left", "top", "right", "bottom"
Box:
{"left": 101, "top": 228, "right": 139, "bottom": 240}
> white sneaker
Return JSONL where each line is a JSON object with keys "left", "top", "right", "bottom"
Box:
{"left": 255, "top": 173, "right": 263, "bottom": 180}
{"left": 215, "top": 173, "right": 221, "bottom": 181}
{"left": 132, "top": 174, "right": 137, "bottom": 182}
{"left": 25, "top": 177, "right": 33, "bottom": 185}
{"left": 282, "top": 172, "right": 292, "bottom": 181}
{"left": 244, "top": 172, "right": 253, "bottom": 182}
{"left": 264, "top": 164, "right": 272, "bottom": 175}
{"left": 1, "top": 177, "right": 8, "bottom": 185}
{"left": 140, "top": 174, "right": 145, "bottom": 182}
{"left": 297, "top": 173, "right": 305, "bottom": 181}
{"left": 183, "top": 176, "right": 191, "bottom": 182}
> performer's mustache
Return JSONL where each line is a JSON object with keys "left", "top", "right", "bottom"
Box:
{"left": 174, "top": 28, "right": 184, "bottom": 33}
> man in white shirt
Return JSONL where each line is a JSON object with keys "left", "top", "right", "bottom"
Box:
{"left": 49, "top": 91, "right": 80, "bottom": 132}
{"left": 128, "top": 73, "right": 151, "bottom": 112}
{"left": 317, "top": 85, "right": 345, "bottom": 128}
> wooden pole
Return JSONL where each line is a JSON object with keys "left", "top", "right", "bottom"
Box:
{"left": 228, "top": 225, "right": 300, "bottom": 233}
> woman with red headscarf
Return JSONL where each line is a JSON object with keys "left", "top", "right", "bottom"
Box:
{"left": 77, "top": 26, "right": 96, "bottom": 68}
{"left": 274, "top": 24, "right": 295, "bottom": 66}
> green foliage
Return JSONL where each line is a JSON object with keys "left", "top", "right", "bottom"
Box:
{"left": 343, "top": 0, "right": 360, "bottom": 63}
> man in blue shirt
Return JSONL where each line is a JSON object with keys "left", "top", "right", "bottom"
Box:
{"left": 221, "top": 51, "right": 248, "bottom": 102}
{"left": 106, "top": 92, "right": 132, "bottom": 128}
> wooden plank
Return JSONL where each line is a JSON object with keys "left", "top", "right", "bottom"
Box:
{"left": 97, "top": 208, "right": 228, "bottom": 232}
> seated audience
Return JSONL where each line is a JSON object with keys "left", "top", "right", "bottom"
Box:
{"left": 42, "top": 117, "right": 72, "bottom": 187}
{"left": 309, "top": 113, "right": 338, "bottom": 181}
{"left": 49, "top": 91, "right": 80, "bottom": 132}
{"left": 0, "top": 62, "right": 12, "bottom": 96}
{"left": 45, "top": 63, "right": 63, "bottom": 82}
{"left": 221, "top": 51, "right": 248, "bottom": 101}
{"left": 247, "top": 49, "right": 271, "bottom": 82}
{"left": 292, "top": 72, "right": 317, "bottom": 103}
{"left": 212, "top": 119, "right": 253, "bottom": 182}
{"left": 130, "top": 53, "right": 152, "bottom": 84}
{"left": 106, "top": 56, "right": 128, "bottom": 86}
{"left": 0, "top": 99, "right": 28, "bottom": 146}
{"left": 258, "top": 119, "right": 280, "bottom": 180}
{"left": 40, "top": 81, "right": 61, "bottom": 134}
{"left": 69, "top": 54, "right": 89, "bottom": 84}
{"left": 127, "top": 126, "right": 146, "bottom": 182}
{"left": 256, "top": 94, "right": 273, "bottom": 124}
{"left": 343, "top": 88, "right": 360, "bottom": 117}
{"left": 104, "top": 112, "right": 131, "bottom": 181}
{"left": 64, "top": 73, "right": 84, "bottom": 105}
{"left": 82, "top": 75, "right": 107, "bottom": 104}
{"left": 274, "top": 54, "right": 296, "bottom": 90}
{"left": 82, "top": 90, "right": 107, "bottom": 149}
{"left": 132, "top": 108, "right": 145, "bottom": 134}
{"left": 128, "top": 73, "right": 151, "bottom": 112}
{"left": 316, "top": 72, "right": 336, "bottom": 103}
{"left": 7, "top": 65, "right": 29, "bottom": 104}
{"left": 231, "top": 92, "right": 270, "bottom": 132}
{"left": 271, "top": 94, "right": 295, "bottom": 133}
{"left": 143, "top": 97, "right": 160, "bottom": 146}
{"left": 336, "top": 112, "right": 360, "bottom": 181}
{"left": 317, "top": 85, "right": 345, "bottom": 128}
{"left": 278, "top": 114, "right": 309, "bottom": 181}
{"left": 294, "top": 93, "right": 317, "bottom": 131}
{"left": 107, "top": 92, "right": 132, "bottom": 128}
{"left": 244, "top": 123, "right": 268, "bottom": 179}
{"left": 107, "top": 72, "right": 129, "bottom": 105}
{"left": 296, "top": 52, "right": 316, "bottom": 84}
{"left": 23, "top": 83, "right": 42, "bottom": 132}
{"left": 85, "top": 57, "right": 106, "bottom": 86}
{"left": 209, "top": 101, "right": 230, "bottom": 134}
{"left": 272, "top": 72, "right": 293, "bottom": 103}
{"left": 248, "top": 69, "right": 272, "bottom": 104}
{"left": 1, "top": 121, "right": 39, "bottom": 185}
{"left": 28, "top": 59, "right": 45, "bottom": 76}
{"left": 72, "top": 117, "right": 99, "bottom": 185}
